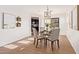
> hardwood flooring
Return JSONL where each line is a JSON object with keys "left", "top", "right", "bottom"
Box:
{"left": 0, "top": 35, "right": 75, "bottom": 54}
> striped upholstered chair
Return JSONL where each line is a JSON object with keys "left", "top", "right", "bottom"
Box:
{"left": 47, "top": 28, "right": 60, "bottom": 50}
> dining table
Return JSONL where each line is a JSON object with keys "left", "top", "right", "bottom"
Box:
{"left": 40, "top": 30, "right": 50, "bottom": 48}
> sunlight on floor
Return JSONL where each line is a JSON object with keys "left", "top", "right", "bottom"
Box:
{"left": 3, "top": 44, "right": 18, "bottom": 49}
{"left": 19, "top": 48, "right": 25, "bottom": 51}
{"left": 17, "top": 40, "right": 31, "bottom": 44}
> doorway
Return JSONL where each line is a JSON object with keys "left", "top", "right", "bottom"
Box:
{"left": 31, "top": 17, "right": 39, "bottom": 35}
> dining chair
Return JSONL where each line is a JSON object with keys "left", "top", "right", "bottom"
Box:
{"left": 32, "top": 28, "right": 44, "bottom": 47}
{"left": 32, "top": 28, "right": 38, "bottom": 45}
{"left": 47, "top": 28, "right": 60, "bottom": 51}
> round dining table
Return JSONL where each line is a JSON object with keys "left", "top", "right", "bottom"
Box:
{"left": 40, "top": 30, "right": 49, "bottom": 48}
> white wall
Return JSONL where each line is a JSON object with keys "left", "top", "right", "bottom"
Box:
{"left": 0, "top": 20, "right": 30, "bottom": 46}
{"left": 0, "top": 6, "right": 31, "bottom": 46}
{"left": 66, "top": 29, "right": 79, "bottom": 53}
{"left": 66, "top": 6, "right": 79, "bottom": 53}
{"left": 0, "top": 13, "right": 2, "bottom": 29}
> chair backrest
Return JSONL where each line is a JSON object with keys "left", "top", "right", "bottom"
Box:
{"left": 48, "top": 29, "right": 60, "bottom": 41}
{"left": 32, "top": 28, "right": 38, "bottom": 39}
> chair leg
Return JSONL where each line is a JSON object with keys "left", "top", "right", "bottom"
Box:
{"left": 51, "top": 41, "right": 54, "bottom": 51}
{"left": 40, "top": 39, "right": 42, "bottom": 43}
{"left": 40, "top": 39, "right": 42, "bottom": 46}
{"left": 36, "top": 39, "right": 39, "bottom": 48}
{"left": 57, "top": 40, "right": 59, "bottom": 48}
{"left": 34, "top": 38, "right": 36, "bottom": 45}
{"left": 46, "top": 39, "right": 47, "bottom": 47}
{"left": 44, "top": 39, "right": 47, "bottom": 48}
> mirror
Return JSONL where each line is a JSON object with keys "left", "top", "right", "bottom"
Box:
{"left": 70, "top": 9, "right": 77, "bottom": 30}
{"left": 2, "top": 13, "right": 16, "bottom": 29}
{"left": 70, "top": 6, "right": 78, "bottom": 30}
{"left": 51, "top": 18, "right": 59, "bottom": 28}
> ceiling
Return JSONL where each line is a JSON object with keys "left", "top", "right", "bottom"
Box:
{"left": 0, "top": 5, "right": 75, "bottom": 16}
{"left": 21, "top": 5, "right": 75, "bottom": 15}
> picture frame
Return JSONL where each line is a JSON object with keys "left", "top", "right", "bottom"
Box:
{"left": 16, "top": 16, "right": 21, "bottom": 21}
{"left": 16, "top": 22, "right": 21, "bottom": 27}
